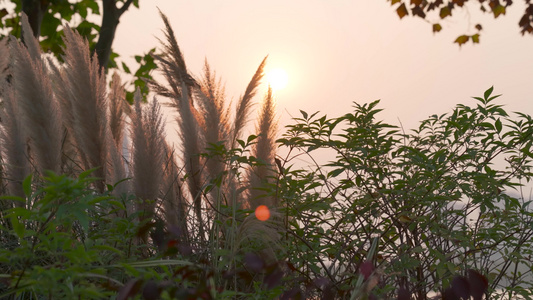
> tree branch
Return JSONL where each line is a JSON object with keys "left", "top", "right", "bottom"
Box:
{"left": 118, "top": 0, "right": 136, "bottom": 17}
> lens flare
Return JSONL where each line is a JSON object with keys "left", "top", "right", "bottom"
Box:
{"left": 255, "top": 205, "right": 270, "bottom": 221}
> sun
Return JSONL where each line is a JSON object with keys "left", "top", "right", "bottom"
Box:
{"left": 266, "top": 68, "right": 288, "bottom": 91}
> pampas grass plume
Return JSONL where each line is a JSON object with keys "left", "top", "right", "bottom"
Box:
{"left": 59, "top": 24, "right": 109, "bottom": 189}
{"left": 10, "top": 17, "right": 62, "bottom": 175}
{"left": 131, "top": 90, "right": 165, "bottom": 220}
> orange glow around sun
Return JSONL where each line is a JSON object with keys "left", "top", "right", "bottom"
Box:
{"left": 255, "top": 205, "right": 271, "bottom": 221}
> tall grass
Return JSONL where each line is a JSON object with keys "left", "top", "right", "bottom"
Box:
{"left": 248, "top": 87, "right": 278, "bottom": 209}
{"left": 10, "top": 14, "right": 62, "bottom": 176}
{"left": 54, "top": 24, "right": 110, "bottom": 192}
{"left": 0, "top": 11, "right": 280, "bottom": 271}
{"left": 0, "top": 85, "right": 28, "bottom": 201}
{"left": 0, "top": 37, "right": 9, "bottom": 80}
{"left": 131, "top": 90, "right": 165, "bottom": 223}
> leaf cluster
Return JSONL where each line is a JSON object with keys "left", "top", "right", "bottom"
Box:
{"left": 0, "top": 0, "right": 155, "bottom": 98}
{"left": 390, "top": 0, "right": 529, "bottom": 46}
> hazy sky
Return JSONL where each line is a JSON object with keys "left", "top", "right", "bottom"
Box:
{"left": 113, "top": 0, "right": 533, "bottom": 133}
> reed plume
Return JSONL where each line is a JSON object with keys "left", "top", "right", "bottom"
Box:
{"left": 197, "top": 60, "right": 230, "bottom": 146}
{"left": 156, "top": 10, "right": 197, "bottom": 91}
{"left": 9, "top": 15, "right": 62, "bottom": 175}
{"left": 161, "top": 142, "right": 188, "bottom": 239}
{"left": 248, "top": 87, "right": 278, "bottom": 209}
{"left": 131, "top": 90, "right": 165, "bottom": 222}
{"left": 20, "top": 14, "right": 41, "bottom": 62}
{"left": 231, "top": 57, "right": 267, "bottom": 148}
{"left": 195, "top": 61, "right": 233, "bottom": 213}
{"left": 46, "top": 57, "right": 73, "bottom": 132}
{"left": 108, "top": 73, "right": 129, "bottom": 150}
{"left": 0, "top": 37, "right": 9, "bottom": 80}
{"left": 106, "top": 74, "right": 129, "bottom": 200}
{"left": 56, "top": 24, "right": 109, "bottom": 190}
{"left": 0, "top": 85, "right": 29, "bottom": 201}
{"left": 150, "top": 12, "right": 206, "bottom": 241}
{"left": 176, "top": 82, "right": 205, "bottom": 240}
{"left": 45, "top": 58, "right": 82, "bottom": 176}
{"left": 107, "top": 131, "right": 128, "bottom": 200}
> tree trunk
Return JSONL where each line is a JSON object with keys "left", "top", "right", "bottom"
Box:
{"left": 21, "top": 0, "right": 50, "bottom": 40}
{"left": 94, "top": 0, "right": 135, "bottom": 70}
{"left": 94, "top": 0, "right": 119, "bottom": 69}
{"left": 21, "top": 0, "right": 135, "bottom": 70}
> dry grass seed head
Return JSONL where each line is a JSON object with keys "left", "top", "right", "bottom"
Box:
{"left": 248, "top": 87, "right": 278, "bottom": 208}
{"left": 0, "top": 85, "right": 30, "bottom": 200}
{"left": 60, "top": 25, "right": 109, "bottom": 185}
{"left": 10, "top": 25, "right": 62, "bottom": 174}
{"left": 0, "top": 37, "right": 9, "bottom": 80}
{"left": 232, "top": 57, "right": 267, "bottom": 147}
{"left": 109, "top": 72, "right": 128, "bottom": 149}
{"left": 131, "top": 90, "right": 166, "bottom": 219}
{"left": 20, "top": 13, "right": 41, "bottom": 61}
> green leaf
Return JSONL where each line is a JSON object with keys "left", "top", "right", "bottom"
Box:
{"left": 328, "top": 168, "right": 344, "bottom": 178}
{"left": 77, "top": 4, "right": 88, "bottom": 19}
{"left": 86, "top": 0, "right": 100, "bottom": 14}
{"left": 484, "top": 86, "right": 494, "bottom": 100}
{"left": 79, "top": 167, "right": 98, "bottom": 180}
{"left": 75, "top": 20, "right": 100, "bottom": 40}
{"left": 433, "top": 23, "right": 442, "bottom": 33}
{"left": 478, "top": 122, "right": 494, "bottom": 130}
{"left": 454, "top": 35, "right": 469, "bottom": 46}
{"left": 440, "top": 6, "right": 451, "bottom": 19}
{"left": 22, "top": 174, "right": 32, "bottom": 198}
{"left": 0, "top": 195, "right": 25, "bottom": 204}
{"left": 300, "top": 110, "right": 308, "bottom": 120}
{"left": 247, "top": 134, "right": 258, "bottom": 144}
{"left": 88, "top": 196, "right": 113, "bottom": 205}
{"left": 472, "top": 33, "right": 480, "bottom": 44}
{"left": 10, "top": 215, "right": 24, "bottom": 238}
{"left": 108, "top": 51, "right": 120, "bottom": 69}
{"left": 122, "top": 62, "right": 131, "bottom": 74}
{"left": 493, "top": 5, "right": 506, "bottom": 18}
{"left": 237, "top": 139, "right": 245, "bottom": 148}
{"left": 114, "top": 259, "right": 194, "bottom": 268}
{"left": 73, "top": 210, "right": 89, "bottom": 233}
{"left": 495, "top": 118, "right": 502, "bottom": 133}
{"left": 40, "top": 13, "right": 61, "bottom": 37}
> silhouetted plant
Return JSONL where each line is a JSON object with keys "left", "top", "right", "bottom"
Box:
{"left": 276, "top": 86, "right": 533, "bottom": 299}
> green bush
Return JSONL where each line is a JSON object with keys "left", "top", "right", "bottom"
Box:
{"left": 276, "top": 86, "right": 533, "bottom": 299}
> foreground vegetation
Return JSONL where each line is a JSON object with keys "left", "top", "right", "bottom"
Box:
{"left": 1, "top": 13, "right": 533, "bottom": 300}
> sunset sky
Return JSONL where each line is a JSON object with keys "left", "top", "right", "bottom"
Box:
{"left": 113, "top": 0, "right": 533, "bottom": 133}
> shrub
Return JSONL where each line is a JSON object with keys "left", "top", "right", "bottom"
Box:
{"left": 276, "top": 87, "right": 533, "bottom": 299}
